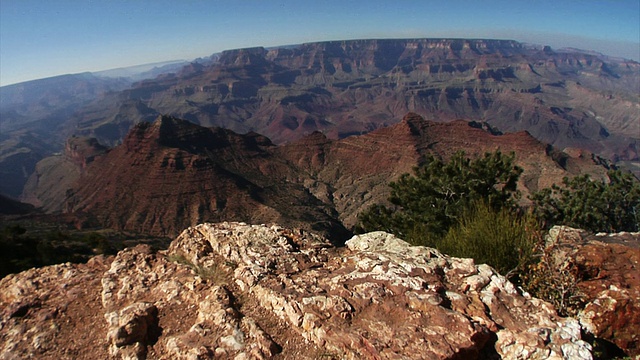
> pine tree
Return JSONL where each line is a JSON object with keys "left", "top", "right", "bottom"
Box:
{"left": 530, "top": 169, "right": 640, "bottom": 232}
{"left": 357, "top": 150, "right": 523, "bottom": 245}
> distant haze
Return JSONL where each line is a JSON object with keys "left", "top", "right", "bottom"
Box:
{"left": 1, "top": 0, "right": 639, "bottom": 86}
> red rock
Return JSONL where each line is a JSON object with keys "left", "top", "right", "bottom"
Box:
{"left": 546, "top": 226, "right": 640, "bottom": 357}
{"left": 26, "top": 113, "right": 610, "bottom": 241}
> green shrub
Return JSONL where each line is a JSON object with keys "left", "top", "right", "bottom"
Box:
{"left": 357, "top": 150, "right": 523, "bottom": 244}
{"left": 436, "top": 201, "right": 539, "bottom": 277}
{"left": 530, "top": 169, "right": 640, "bottom": 232}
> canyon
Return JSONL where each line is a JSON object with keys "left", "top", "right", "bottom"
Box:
{"left": 21, "top": 113, "right": 610, "bottom": 239}
{"left": 1, "top": 39, "right": 638, "bottom": 199}
{"left": 1, "top": 38, "right": 639, "bottom": 358}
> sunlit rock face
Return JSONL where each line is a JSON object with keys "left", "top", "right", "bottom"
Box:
{"left": 0, "top": 222, "right": 595, "bottom": 359}
{"left": 4, "top": 38, "right": 639, "bottom": 200}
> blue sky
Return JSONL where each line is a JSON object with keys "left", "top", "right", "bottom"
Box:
{"left": 1, "top": 0, "right": 639, "bottom": 86}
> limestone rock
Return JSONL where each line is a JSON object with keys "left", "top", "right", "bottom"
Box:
{"left": 106, "top": 302, "right": 159, "bottom": 359}
{"left": 0, "top": 222, "right": 601, "bottom": 359}
{"left": 0, "top": 256, "right": 112, "bottom": 359}
{"left": 168, "top": 223, "right": 592, "bottom": 359}
{"left": 100, "top": 242, "right": 287, "bottom": 359}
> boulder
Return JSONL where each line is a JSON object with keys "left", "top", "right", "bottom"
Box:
{"left": 545, "top": 226, "right": 640, "bottom": 358}
{"left": 105, "top": 302, "right": 159, "bottom": 359}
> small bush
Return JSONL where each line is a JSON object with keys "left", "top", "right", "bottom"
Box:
{"left": 436, "top": 201, "right": 539, "bottom": 277}
{"left": 166, "top": 253, "right": 192, "bottom": 266}
{"left": 167, "top": 253, "right": 228, "bottom": 284}
{"left": 520, "top": 245, "right": 586, "bottom": 317}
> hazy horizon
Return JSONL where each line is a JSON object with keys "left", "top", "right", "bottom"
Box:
{"left": 1, "top": 0, "right": 639, "bottom": 87}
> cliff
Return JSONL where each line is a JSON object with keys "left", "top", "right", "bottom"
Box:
{"left": 73, "top": 38, "right": 639, "bottom": 159}
{"left": 64, "top": 115, "right": 349, "bottom": 239}
{"left": 20, "top": 136, "right": 108, "bottom": 212}
{"left": 4, "top": 38, "right": 638, "bottom": 199}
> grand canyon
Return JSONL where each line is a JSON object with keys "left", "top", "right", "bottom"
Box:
{"left": 2, "top": 39, "right": 638, "bottom": 199}
{"left": 1, "top": 38, "right": 639, "bottom": 359}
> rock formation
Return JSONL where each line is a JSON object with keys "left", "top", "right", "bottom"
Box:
{"left": 276, "top": 112, "right": 611, "bottom": 229}
{"left": 544, "top": 226, "right": 640, "bottom": 358}
{"left": 3, "top": 39, "right": 638, "bottom": 199}
{"left": 0, "top": 222, "right": 597, "bottom": 359}
{"left": 61, "top": 115, "right": 349, "bottom": 239}
{"left": 29, "top": 113, "right": 609, "bottom": 239}
{"left": 20, "top": 136, "right": 108, "bottom": 212}
{"left": 72, "top": 39, "right": 639, "bottom": 158}
{"left": 0, "top": 74, "right": 131, "bottom": 198}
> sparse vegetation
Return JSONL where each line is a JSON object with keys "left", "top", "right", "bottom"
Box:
{"left": 166, "top": 253, "right": 193, "bottom": 266}
{"left": 520, "top": 243, "right": 586, "bottom": 317}
{"left": 0, "top": 221, "right": 169, "bottom": 279}
{"left": 167, "top": 252, "right": 228, "bottom": 284}
{"left": 0, "top": 226, "right": 96, "bottom": 277}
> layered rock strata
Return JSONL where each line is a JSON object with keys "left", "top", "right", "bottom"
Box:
{"left": 31, "top": 113, "right": 609, "bottom": 238}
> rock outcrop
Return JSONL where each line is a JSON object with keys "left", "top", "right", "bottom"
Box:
{"left": 544, "top": 226, "right": 640, "bottom": 358}
{"left": 20, "top": 136, "right": 108, "bottom": 212}
{"left": 64, "top": 115, "right": 349, "bottom": 239}
{"left": 0, "top": 222, "right": 595, "bottom": 359}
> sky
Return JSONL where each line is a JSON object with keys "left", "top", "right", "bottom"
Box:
{"left": 1, "top": 0, "right": 639, "bottom": 86}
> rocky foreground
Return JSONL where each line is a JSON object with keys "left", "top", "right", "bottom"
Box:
{"left": 1, "top": 222, "right": 638, "bottom": 359}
